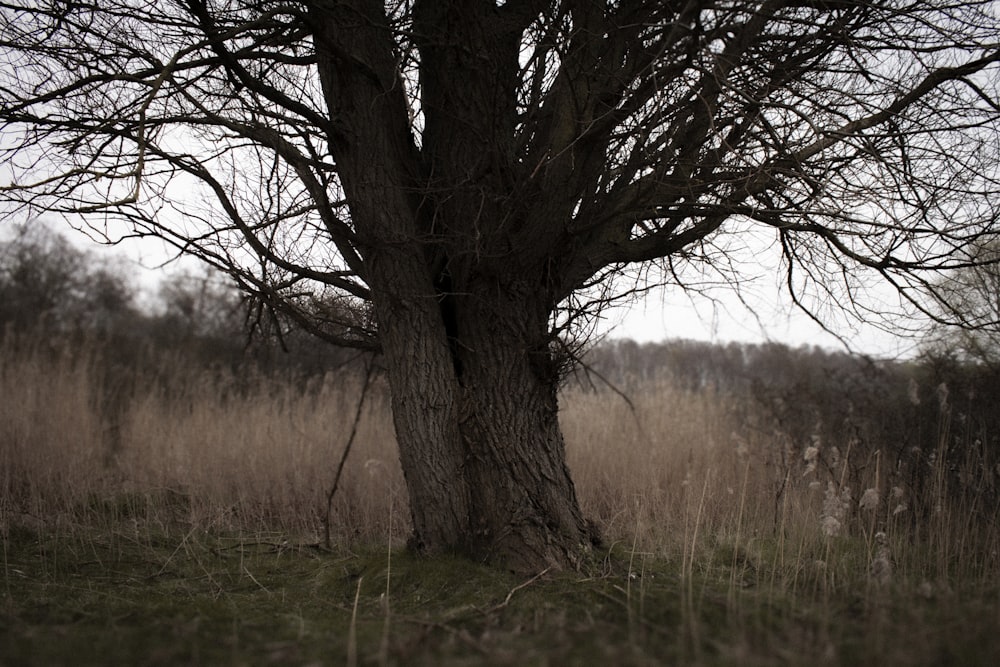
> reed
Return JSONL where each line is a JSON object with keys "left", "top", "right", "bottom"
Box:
{"left": 3, "top": 335, "right": 998, "bottom": 664}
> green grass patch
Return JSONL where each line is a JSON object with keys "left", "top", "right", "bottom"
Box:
{"left": 3, "top": 525, "right": 998, "bottom": 666}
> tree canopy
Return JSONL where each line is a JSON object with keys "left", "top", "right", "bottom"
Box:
{"left": 3, "top": 2, "right": 998, "bottom": 343}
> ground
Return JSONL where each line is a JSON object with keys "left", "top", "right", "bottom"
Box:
{"left": 2, "top": 523, "right": 997, "bottom": 666}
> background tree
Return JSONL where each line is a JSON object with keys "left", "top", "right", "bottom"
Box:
{"left": 3, "top": 1, "right": 1000, "bottom": 571}
{"left": 0, "top": 222, "right": 136, "bottom": 335}
{"left": 923, "top": 240, "right": 1000, "bottom": 368}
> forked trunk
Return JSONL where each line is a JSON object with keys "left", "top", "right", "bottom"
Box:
{"left": 453, "top": 285, "right": 594, "bottom": 571}
{"left": 308, "top": 1, "right": 595, "bottom": 573}
{"left": 375, "top": 272, "right": 596, "bottom": 572}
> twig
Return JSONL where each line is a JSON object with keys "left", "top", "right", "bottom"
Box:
{"left": 324, "top": 358, "right": 376, "bottom": 550}
{"left": 396, "top": 616, "right": 489, "bottom": 653}
{"left": 242, "top": 565, "right": 270, "bottom": 593}
{"left": 347, "top": 576, "right": 363, "bottom": 667}
{"left": 484, "top": 567, "right": 552, "bottom": 614}
{"left": 571, "top": 352, "right": 654, "bottom": 447}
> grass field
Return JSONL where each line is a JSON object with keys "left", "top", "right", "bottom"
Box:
{"left": 2, "top": 337, "right": 999, "bottom": 665}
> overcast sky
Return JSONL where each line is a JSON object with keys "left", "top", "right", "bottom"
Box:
{"left": 0, "top": 210, "right": 918, "bottom": 360}
{"left": 599, "top": 285, "right": 918, "bottom": 358}
{"left": 83, "top": 229, "right": 919, "bottom": 360}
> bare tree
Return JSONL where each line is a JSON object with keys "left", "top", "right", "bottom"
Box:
{"left": 3, "top": 1, "right": 1000, "bottom": 571}
{"left": 0, "top": 222, "right": 135, "bottom": 334}
{"left": 924, "top": 240, "right": 1000, "bottom": 367}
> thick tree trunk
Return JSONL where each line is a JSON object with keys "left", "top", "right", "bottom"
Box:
{"left": 309, "top": 2, "right": 595, "bottom": 572}
{"left": 374, "top": 271, "right": 596, "bottom": 572}
{"left": 452, "top": 284, "right": 595, "bottom": 571}
{"left": 368, "top": 249, "right": 473, "bottom": 553}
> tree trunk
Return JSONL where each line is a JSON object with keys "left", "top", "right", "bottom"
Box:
{"left": 308, "top": 2, "right": 596, "bottom": 572}
{"left": 374, "top": 269, "right": 596, "bottom": 572}
{"left": 368, "top": 248, "right": 473, "bottom": 553}
{"left": 452, "top": 284, "right": 595, "bottom": 572}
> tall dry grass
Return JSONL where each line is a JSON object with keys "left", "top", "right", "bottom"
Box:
{"left": 0, "top": 335, "right": 403, "bottom": 543}
{"left": 2, "top": 334, "right": 998, "bottom": 602}
{"left": 1, "top": 336, "right": 110, "bottom": 520}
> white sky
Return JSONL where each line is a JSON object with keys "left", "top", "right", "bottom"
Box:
{"left": 80, "top": 230, "right": 919, "bottom": 360}
{"left": 597, "top": 284, "right": 918, "bottom": 358}
{"left": 0, "top": 211, "right": 921, "bottom": 359}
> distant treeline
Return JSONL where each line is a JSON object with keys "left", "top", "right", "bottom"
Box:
{"left": 0, "top": 223, "right": 367, "bottom": 379}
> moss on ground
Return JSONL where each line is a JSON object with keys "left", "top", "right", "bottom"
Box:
{"left": 1, "top": 525, "right": 998, "bottom": 666}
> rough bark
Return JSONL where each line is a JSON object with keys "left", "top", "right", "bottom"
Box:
{"left": 451, "top": 280, "right": 595, "bottom": 571}
{"left": 369, "top": 248, "right": 473, "bottom": 554}
{"left": 378, "top": 268, "right": 596, "bottom": 572}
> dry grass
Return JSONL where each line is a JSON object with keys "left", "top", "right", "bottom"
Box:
{"left": 2, "top": 336, "right": 999, "bottom": 665}
{"left": 0, "top": 335, "right": 403, "bottom": 543}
